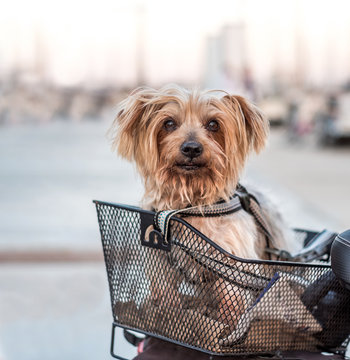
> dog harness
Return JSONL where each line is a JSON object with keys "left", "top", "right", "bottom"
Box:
{"left": 154, "top": 183, "right": 275, "bottom": 257}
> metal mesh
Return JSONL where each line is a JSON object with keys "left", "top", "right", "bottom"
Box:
{"left": 95, "top": 201, "right": 350, "bottom": 357}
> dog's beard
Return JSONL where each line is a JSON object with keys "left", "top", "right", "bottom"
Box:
{"left": 143, "top": 155, "right": 238, "bottom": 210}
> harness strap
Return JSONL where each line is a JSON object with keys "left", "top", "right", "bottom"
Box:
{"left": 154, "top": 183, "right": 276, "bottom": 257}
{"left": 236, "top": 184, "right": 272, "bottom": 234}
{"left": 154, "top": 195, "right": 243, "bottom": 244}
{"left": 235, "top": 184, "right": 279, "bottom": 259}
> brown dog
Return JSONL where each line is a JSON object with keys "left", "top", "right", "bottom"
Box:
{"left": 110, "top": 84, "right": 293, "bottom": 330}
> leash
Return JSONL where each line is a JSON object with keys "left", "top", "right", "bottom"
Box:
{"left": 154, "top": 183, "right": 275, "bottom": 258}
{"left": 235, "top": 184, "right": 275, "bottom": 259}
{"left": 154, "top": 194, "right": 242, "bottom": 245}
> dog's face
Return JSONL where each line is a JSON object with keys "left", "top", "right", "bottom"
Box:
{"left": 110, "top": 85, "right": 268, "bottom": 209}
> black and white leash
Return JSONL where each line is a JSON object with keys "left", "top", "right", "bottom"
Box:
{"left": 154, "top": 183, "right": 275, "bottom": 258}
{"left": 154, "top": 195, "right": 243, "bottom": 244}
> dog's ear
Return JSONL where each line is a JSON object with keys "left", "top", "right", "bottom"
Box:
{"left": 109, "top": 88, "right": 153, "bottom": 161}
{"left": 223, "top": 95, "right": 269, "bottom": 153}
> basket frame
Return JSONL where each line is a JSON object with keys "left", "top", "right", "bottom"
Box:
{"left": 94, "top": 200, "right": 330, "bottom": 269}
{"left": 94, "top": 200, "right": 347, "bottom": 359}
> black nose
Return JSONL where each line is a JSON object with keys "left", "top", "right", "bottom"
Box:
{"left": 180, "top": 141, "right": 203, "bottom": 159}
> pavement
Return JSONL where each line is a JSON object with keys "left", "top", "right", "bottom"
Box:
{"left": 0, "top": 123, "right": 349, "bottom": 360}
{"left": 246, "top": 129, "right": 350, "bottom": 232}
{"left": 0, "top": 262, "right": 137, "bottom": 360}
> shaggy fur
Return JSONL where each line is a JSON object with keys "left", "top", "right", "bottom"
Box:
{"left": 110, "top": 85, "right": 291, "bottom": 257}
{"left": 110, "top": 84, "right": 293, "bottom": 328}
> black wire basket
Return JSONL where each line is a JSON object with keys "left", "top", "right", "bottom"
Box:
{"left": 94, "top": 200, "right": 350, "bottom": 358}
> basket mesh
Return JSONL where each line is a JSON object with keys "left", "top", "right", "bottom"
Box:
{"left": 95, "top": 201, "right": 350, "bottom": 357}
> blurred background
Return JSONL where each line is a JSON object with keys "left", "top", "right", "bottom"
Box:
{"left": 1, "top": 0, "right": 350, "bottom": 359}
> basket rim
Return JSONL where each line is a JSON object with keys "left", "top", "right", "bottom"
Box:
{"left": 93, "top": 199, "right": 331, "bottom": 269}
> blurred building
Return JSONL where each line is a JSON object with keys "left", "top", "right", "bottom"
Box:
{"left": 203, "top": 23, "right": 250, "bottom": 95}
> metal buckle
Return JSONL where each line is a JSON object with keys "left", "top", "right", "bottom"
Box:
{"left": 265, "top": 247, "right": 293, "bottom": 261}
{"left": 140, "top": 212, "right": 171, "bottom": 251}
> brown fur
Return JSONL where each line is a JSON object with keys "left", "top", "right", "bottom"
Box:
{"left": 110, "top": 84, "right": 291, "bottom": 329}
{"left": 110, "top": 85, "right": 268, "bottom": 211}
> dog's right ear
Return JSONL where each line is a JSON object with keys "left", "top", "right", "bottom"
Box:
{"left": 109, "top": 88, "right": 152, "bottom": 161}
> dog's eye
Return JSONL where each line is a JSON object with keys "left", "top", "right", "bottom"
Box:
{"left": 206, "top": 119, "right": 219, "bottom": 132}
{"left": 163, "top": 118, "right": 177, "bottom": 132}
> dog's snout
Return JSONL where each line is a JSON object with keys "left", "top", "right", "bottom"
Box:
{"left": 180, "top": 141, "right": 203, "bottom": 159}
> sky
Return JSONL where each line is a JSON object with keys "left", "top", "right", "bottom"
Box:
{"left": 1, "top": 0, "right": 350, "bottom": 88}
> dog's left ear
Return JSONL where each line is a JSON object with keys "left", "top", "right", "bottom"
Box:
{"left": 223, "top": 95, "right": 269, "bottom": 153}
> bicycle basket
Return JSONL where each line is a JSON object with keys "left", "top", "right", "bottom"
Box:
{"left": 94, "top": 200, "right": 350, "bottom": 357}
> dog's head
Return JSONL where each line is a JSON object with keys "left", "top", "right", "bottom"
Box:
{"left": 110, "top": 85, "right": 268, "bottom": 209}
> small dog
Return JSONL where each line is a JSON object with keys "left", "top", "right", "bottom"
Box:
{"left": 110, "top": 84, "right": 293, "bottom": 331}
